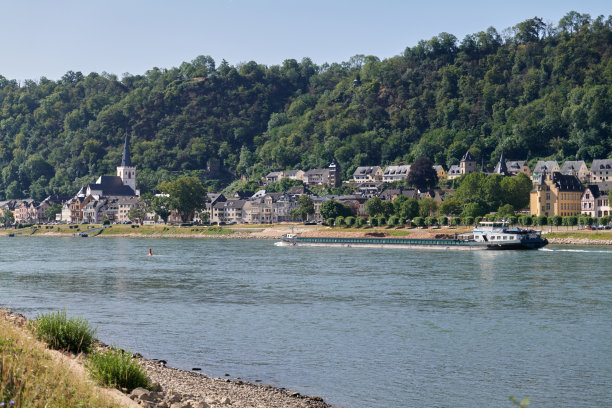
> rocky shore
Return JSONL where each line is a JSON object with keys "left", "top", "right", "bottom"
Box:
{"left": 0, "top": 309, "right": 332, "bottom": 408}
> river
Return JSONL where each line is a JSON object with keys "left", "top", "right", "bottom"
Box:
{"left": 1, "top": 236, "right": 611, "bottom": 408}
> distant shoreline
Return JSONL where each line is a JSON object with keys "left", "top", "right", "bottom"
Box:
{"left": 1, "top": 224, "right": 611, "bottom": 246}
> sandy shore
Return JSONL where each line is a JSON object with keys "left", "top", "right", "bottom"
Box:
{"left": 1, "top": 309, "right": 332, "bottom": 408}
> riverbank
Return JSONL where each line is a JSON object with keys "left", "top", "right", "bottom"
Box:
{"left": 2, "top": 224, "right": 611, "bottom": 245}
{"left": 0, "top": 309, "right": 332, "bottom": 408}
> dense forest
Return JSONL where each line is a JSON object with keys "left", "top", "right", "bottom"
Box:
{"left": 0, "top": 11, "right": 611, "bottom": 200}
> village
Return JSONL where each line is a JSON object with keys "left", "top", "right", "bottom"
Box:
{"left": 0, "top": 136, "right": 610, "bottom": 227}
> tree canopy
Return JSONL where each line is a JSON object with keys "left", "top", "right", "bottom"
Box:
{"left": 0, "top": 11, "right": 610, "bottom": 199}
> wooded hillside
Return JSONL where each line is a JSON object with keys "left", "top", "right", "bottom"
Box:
{"left": 0, "top": 11, "right": 610, "bottom": 200}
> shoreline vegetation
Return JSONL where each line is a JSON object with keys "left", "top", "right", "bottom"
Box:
{"left": 0, "top": 308, "right": 331, "bottom": 408}
{"left": 1, "top": 223, "right": 611, "bottom": 246}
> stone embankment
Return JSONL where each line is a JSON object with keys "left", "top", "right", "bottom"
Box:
{"left": 127, "top": 358, "right": 330, "bottom": 408}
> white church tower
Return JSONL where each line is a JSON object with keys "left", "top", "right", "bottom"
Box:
{"left": 117, "top": 135, "right": 137, "bottom": 194}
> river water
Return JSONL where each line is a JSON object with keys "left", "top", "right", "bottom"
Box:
{"left": 1, "top": 237, "right": 611, "bottom": 408}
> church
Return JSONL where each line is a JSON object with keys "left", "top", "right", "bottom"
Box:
{"left": 60, "top": 136, "right": 140, "bottom": 223}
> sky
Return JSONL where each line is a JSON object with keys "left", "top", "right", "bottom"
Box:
{"left": 1, "top": 0, "right": 610, "bottom": 82}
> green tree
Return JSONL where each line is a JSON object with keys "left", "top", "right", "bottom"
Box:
{"left": 0, "top": 208, "right": 15, "bottom": 227}
{"left": 151, "top": 195, "right": 172, "bottom": 224}
{"left": 407, "top": 157, "right": 438, "bottom": 191}
{"left": 44, "top": 203, "right": 63, "bottom": 221}
{"left": 399, "top": 198, "right": 419, "bottom": 220}
{"left": 158, "top": 176, "right": 207, "bottom": 222}
{"left": 128, "top": 208, "right": 145, "bottom": 225}
{"left": 320, "top": 199, "right": 351, "bottom": 220}
{"left": 438, "top": 197, "right": 462, "bottom": 216}
{"left": 418, "top": 198, "right": 438, "bottom": 217}
{"left": 291, "top": 195, "right": 315, "bottom": 221}
{"left": 365, "top": 197, "right": 385, "bottom": 217}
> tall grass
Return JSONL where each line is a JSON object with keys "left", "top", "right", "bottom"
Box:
{"left": 31, "top": 310, "right": 96, "bottom": 354}
{"left": 87, "top": 347, "right": 151, "bottom": 392}
{"left": 1, "top": 317, "right": 119, "bottom": 407}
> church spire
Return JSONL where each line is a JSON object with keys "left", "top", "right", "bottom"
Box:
{"left": 121, "top": 135, "right": 132, "bottom": 167}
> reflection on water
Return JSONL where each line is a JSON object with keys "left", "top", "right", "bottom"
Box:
{"left": 1, "top": 238, "right": 612, "bottom": 408}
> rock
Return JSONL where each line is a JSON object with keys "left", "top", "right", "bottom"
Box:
{"left": 221, "top": 397, "right": 231, "bottom": 405}
{"left": 192, "top": 367, "right": 201, "bottom": 371}
{"left": 130, "top": 387, "right": 151, "bottom": 401}
{"left": 289, "top": 391, "right": 301, "bottom": 398}
{"left": 165, "top": 391, "right": 182, "bottom": 404}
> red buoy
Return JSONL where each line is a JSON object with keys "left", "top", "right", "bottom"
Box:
{"left": 149, "top": 248, "right": 152, "bottom": 256}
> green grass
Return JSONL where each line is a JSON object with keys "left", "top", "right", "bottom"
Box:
{"left": 87, "top": 347, "right": 151, "bottom": 392}
{"left": 544, "top": 231, "right": 612, "bottom": 240}
{"left": 1, "top": 315, "right": 119, "bottom": 407}
{"left": 30, "top": 310, "right": 97, "bottom": 354}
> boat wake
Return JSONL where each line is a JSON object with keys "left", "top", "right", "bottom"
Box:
{"left": 540, "top": 247, "right": 612, "bottom": 254}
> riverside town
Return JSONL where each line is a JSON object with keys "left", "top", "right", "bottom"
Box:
{"left": 1, "top": 140, "right": 610, "bottom": 228}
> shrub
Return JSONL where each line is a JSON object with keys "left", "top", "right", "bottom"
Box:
{"left": 87, "top": 347, "right": 150, "bottom": 392}
{"left": 345, "top": 216, "right": 355, "bottom": 227}
{"left": 377, "top": 217, "right": 386, "bottom": 226}
{"left": 463, "top": 216, "right": 474, "bottom": 226}
{"left": 369, "top": 217, "right": 379, "bottom": 227}
{"left": 356, "top": 217, "right": 366, "bottom": 227}
{"left": 326, "top": 218, "right": 335, "bottom": 227}
{"left": 388, "top": 216, "right": 398, "bottom": 226}
{"left": 31, "top": 310, "right": 96, "bottom": 353}
{"left": 413, "top": 217, "right": 425, "bottom": 227}
{"left": 335, "top": 216, "right": 345, "bottom": 226}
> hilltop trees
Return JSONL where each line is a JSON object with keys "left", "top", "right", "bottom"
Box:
{"left": 0, "top": 11, "right": 611, "bottom": 200}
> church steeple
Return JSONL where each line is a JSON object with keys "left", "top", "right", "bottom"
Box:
{"left": 117, "top": 135, "right": 137, "bottom": 195}
{"left": 121, "top": 135, "right": 132, "bottom": 167}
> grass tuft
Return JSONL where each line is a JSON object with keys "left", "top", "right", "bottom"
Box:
{"left": 30, "top": 310, "right": 97, "bottom": 354}
{"left": 87, "top": 347, "right": 151, "bottom": 392}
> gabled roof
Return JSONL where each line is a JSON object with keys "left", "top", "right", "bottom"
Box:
{"left": 448, "top": 165, "right": 461, "bottom": 174}
{"left": 551, "top": 172, "right": 583, "bottom": 192}
{"left": 353, "top": 166, "right": 381, "bottom": 176}
{"left": 534, "top": 161, "right": 559, "bottom": 173}
{"left": 561, "top": 160, "right": 587, "bottom": 173}
{"left": 87, "top": 176, "right": 137, "bottom": 197}
{"left": 590, "top": 159, "right": 612, "bottom": 171}
{"left": 584, "top": 185, "right": 602, "bottom": 199}
{"left": 506, "top": 161, "right": 526, "bottom": 170}
{"left": 383, "top": 165, "right": 410, "bottom": 175}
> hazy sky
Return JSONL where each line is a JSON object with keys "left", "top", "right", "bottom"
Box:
{"left": 1, "top": 0, "right": 610, "bottom": 82}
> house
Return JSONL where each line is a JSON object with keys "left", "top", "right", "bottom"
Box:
{"left": 530, "top": 172, "right": 583, "bottom": 217}
{"left": 460, "top": 151, "right": 477, "bottom": 176}
{"left": 265, "top": 171, "right": 283, "bottom": 184}
{"left": 303, "top": 168, "right": 330, "bottom": 185}
{"left": 561, "top": 161, "right": 589, "bottom": 183}
{"left": 433, "top": 165, "right": 447, "bottom": 180}
{"left": 378, "top": 188, "right": 418, "bottom": 201}
{"left": 212, "top": 199, "right": 246, "bottom": 224}
{"left": 284, "top": 169, "right": 305, "bottom": 181}
{"left": 506, "top": 161, "right": 531, "bottom": 177}
{"left": 581, "top": 185, "right": 610, "bottom": 218}
{"left": 590, "top": 159, "right": 612, "bottom": 182}
{"left": 532, "top": 161, "right": 560, "bottom": 181}
{"left": 334, "top": 195, "right": 367, "bottom": 217}
{"left": 353, "top": 166, "right": 383, "bottom": 183}
{"left": 382, "top": 165, "right": 410, "bottom": 182}
{"left": 355, "top": 182, "right": 383, "bottom": 198}
{"left": 116, "top": 197, "right": 141, "bottom": 223}
{"left": 447, "top": 165, "right": 462, "bottom": 180}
